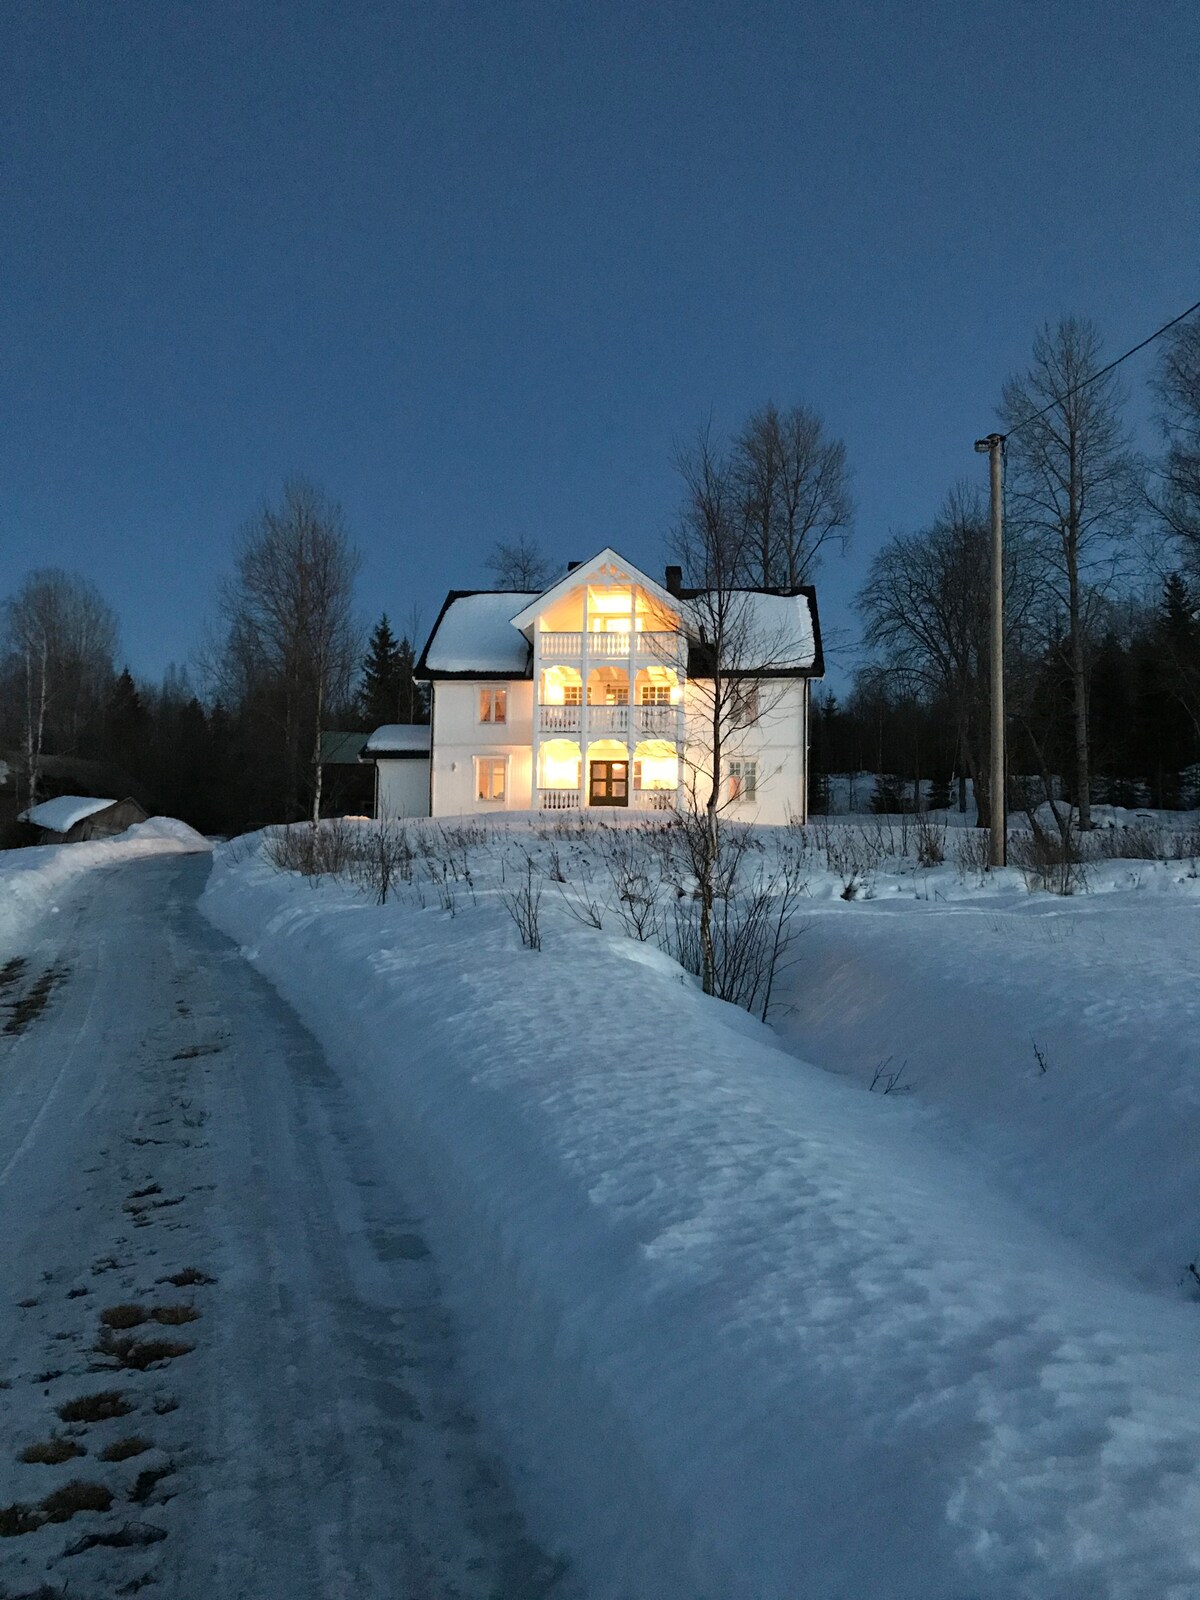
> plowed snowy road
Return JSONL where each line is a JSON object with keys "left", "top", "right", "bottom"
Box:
{"left": 0, "top": 854, "right": 565, "bottom": 1599}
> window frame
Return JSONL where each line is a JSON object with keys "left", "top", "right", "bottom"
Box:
{"left": 479, "top": 685, "right": 508, "bottom": 725}
{"left": 475, "top": 755, "right": 508, "bottom": 803}
{"left": 727, "top": 758, "right": 757, "bottom": 804}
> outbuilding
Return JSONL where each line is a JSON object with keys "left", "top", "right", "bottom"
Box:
{"left": 363, "top": 725, "right": 431, "bottom": 818}
{"left": 20, "top": 794, "right": 149, "bottom": 844}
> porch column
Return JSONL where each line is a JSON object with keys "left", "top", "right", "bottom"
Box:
{"left": 579, "top": 588, "right": 590, "bottom": 808}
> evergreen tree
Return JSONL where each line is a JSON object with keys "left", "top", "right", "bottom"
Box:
{"left": 107, "top": 667, "right": 149, "bottom": 777}
{"left": 358, "top": 614, "right": 403, "bottom": 728}
{"left": 357, "top": 614, "right": 428, "bottom": 726}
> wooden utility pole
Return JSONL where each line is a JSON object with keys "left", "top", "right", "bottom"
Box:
{"left": 975, "top": 432, "right": 1007, "bottom": 867}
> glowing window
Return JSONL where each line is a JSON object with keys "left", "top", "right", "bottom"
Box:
{"left": 476, "top": 757, "right": 507, "bottom": 801}
{"left": 479, "top": 687, "right": 507, "bottom": 724}
{"left": 563, "top": 684, "right": 583, "bottom": 706}
{"left": 640, "top": 684, "right": 671, "bottom": 705}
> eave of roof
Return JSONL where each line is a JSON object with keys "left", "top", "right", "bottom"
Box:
{"left": 414, "top": 589, "right": 534, "bottom": 681}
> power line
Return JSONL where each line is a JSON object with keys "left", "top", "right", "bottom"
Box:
{"left": 1001, "top": 296, "right": 1200, "bottom": 441}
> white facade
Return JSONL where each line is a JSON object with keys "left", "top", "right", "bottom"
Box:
{"left": 416, "top": 550, "right": 822, "bottom": 826}
{"left": 375, "top": 758, "right": 431, "bottom": 818}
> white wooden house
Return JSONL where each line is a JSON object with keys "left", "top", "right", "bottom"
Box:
{"left": 413, "top": 549, "right": 823, "bottom": 824}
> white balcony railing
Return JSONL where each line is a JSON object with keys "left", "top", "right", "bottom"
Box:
{"left": 538, "top": 705, "right": 582, "bottom": 732}
{"left": 632, "top": 789, "right": 678, "bottom": 811}
{"left": 538, "top": 629, "right": 686, "bottom": 666}
{"left": 540, "top": 631, "right": 585, "bottom": 657}
{"left": 587, "top": 705, "right": 629, "bottom": 734}
{"left": 635, "top": 704, "right": 682, "bottom": 739}
{"left": 538, "top": 789, "right": 581, "bottom": 810}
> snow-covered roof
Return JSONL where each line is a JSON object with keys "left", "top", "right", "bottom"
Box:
{"left": 687, "top": 589, "right": 817, "bottom": 672}
{"left": 365, "top": 724, "right": 432, "bottom": 757}
{"left": 20, "top": 795, "right": 117, "bottom": 833}
{"left": 419, "top": 592, "right": 539, "bottom": 677}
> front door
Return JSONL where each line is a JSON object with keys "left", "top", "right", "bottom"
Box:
{"left": 589, "top": 760, "right": 628, "bottom": 807}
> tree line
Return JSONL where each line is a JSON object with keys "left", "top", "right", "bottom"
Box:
{"left": 3, "top": 308, "right": 1198, "bottom": 840}
{"left": 844, "top": 312, "right": 1200, "bottom": 821}
{"left": 0, "top": 479, "right": 427, "bottom": 840}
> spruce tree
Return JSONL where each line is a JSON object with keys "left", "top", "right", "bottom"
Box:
{"left": 358, "top": 614, "right": 403, "bottom": 729}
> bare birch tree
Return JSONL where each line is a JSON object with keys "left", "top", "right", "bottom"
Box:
{"left": 999, "top": 317, "right": 1140, "bottom": 829}
{"left": 857, "top": 484, "right": 1037, "bottom": 825}
{"left": 671, "top": 428, "right": 813, "bottom": 993}
{"left": 733, "top": 402, "right": 853, "bottom": 586}
{"left": 215, "top": 479, "right": 360, "bottom": 823}
{"left": 485, "top": 535, "right": 554, "bottom": 590}
{"left": 1, "top": 569, "right": 119, "bottom": 808}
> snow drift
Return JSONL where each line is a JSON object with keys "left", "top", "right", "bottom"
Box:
{"left": 0, "top": 818, "right": 210, "bottom": 948}
{"left": 203, "top": 834, "right": 1200, "bottom": 1600}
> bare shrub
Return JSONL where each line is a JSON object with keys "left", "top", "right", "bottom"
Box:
{"left": 665, "top": 835, "right": 807, "bottom": 1020}
{"left": 953, "top": 828, "right": 990, "bottom": 881}
{"left": 603, "top": 831, "right": 664, "bottom": 942}
{"left": 913, "top": 813, "right": 946, "bottom": 867}
{"left": 264, "top": 818, "right": 355, "bottom": 879}
{"left": 1009, "top": 823, "right": 1086, "bottom": 895}
{"left": 353, "top": 820, "right": 412, "bottom": 904}
{"left": 500, "top": 856, "right": 542, "bottom": 950}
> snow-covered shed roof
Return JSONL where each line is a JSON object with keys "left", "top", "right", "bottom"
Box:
{"left": 20, "top": 795, "right": 117, "bottom": 834}
{"left": 416, "top": 591, "right": 539, "bottom": 679}
{"left": 364, "top": 724, "right": 433, "bottom": 758}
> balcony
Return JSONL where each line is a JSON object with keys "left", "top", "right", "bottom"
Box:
{"left": 635, "top": 704, "right": 682, "bottom": 739}
{"left": 538, "top": 788, "right": 581, "bottom": 810}
{"left": 536, "top": 703, "right": 683, "bottom": 739}
{"left": 538, "top": 630, "right": 686, "bottom": 667}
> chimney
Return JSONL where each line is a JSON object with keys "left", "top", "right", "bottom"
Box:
{"left": 664, "top": 565, "right": 682, "bottom": 596}
{"left": 567, "top": 560, "right": 581, "bottom": 572}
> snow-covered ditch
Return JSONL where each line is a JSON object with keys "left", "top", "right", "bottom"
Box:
{"left": 0, "top": 818, "right": 210, "bottom": 948}
{"left": 203, "top": 820, "right": 1200, "bottom": 1600}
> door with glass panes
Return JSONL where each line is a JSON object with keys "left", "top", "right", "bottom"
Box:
{"left": 588, "top": 760, "right": 628, "bottom": 806}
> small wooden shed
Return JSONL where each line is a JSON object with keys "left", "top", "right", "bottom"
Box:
{"left": 20, "top": 795, "right": 149, "bottom": 844}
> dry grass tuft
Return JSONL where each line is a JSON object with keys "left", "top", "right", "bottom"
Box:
{"left": 99, "top": 1303, "right": 149, "bottom": 1331}
{"left": 39, "top": 1479, "right": 113, "bottom": 1522}
{"left": 56, "top": 1390, "right": 132, "bottom": 1424}
{"left": 151, "top": 1303, "right": 199, "bottom": 1326}
{"left": 100, "top": 1335, "right": 194, "bottom": 1371}
{"left": 20, "top": 1435, "right": 86, "bottom": 1466}
{"left": 99, "top": 1434, "right": 152, "bottom": 1463}
{"left": 159, "top": 1266, "right": 215, "bottom": 1287}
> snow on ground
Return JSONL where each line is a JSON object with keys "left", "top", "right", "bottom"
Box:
{"left": 0, "top": 851, "right": 562, "bottom": 1599}
{"left": 200, "top": 817, "right": 1200, "bottom": 1600}
{"left": 0, "top": 817, "right": 209, "bottom": 947}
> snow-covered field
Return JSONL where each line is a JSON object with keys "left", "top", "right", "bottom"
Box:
{"left": 193, "top": 814, "right": 1200, "bottom": 1600}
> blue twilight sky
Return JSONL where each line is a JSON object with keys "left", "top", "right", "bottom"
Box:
{"left": 2, "top": 0, "right": 1197, "bottom": 694}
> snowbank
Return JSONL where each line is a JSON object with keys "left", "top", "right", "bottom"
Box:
{"left": 0, "top": 818, "right": 210, "bottom": 949}
{"left": 202, "top": 835, "right": 1200, "bottom": 1600}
